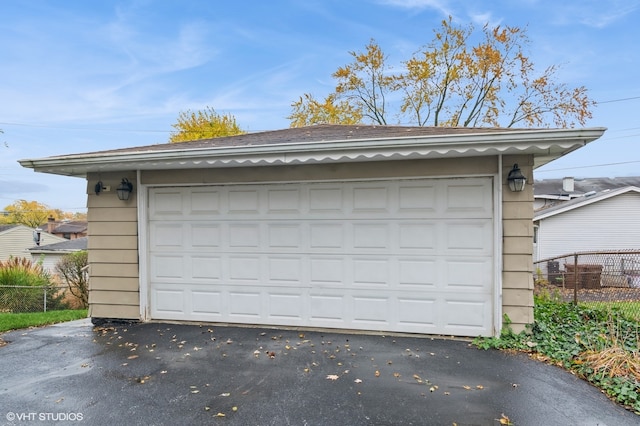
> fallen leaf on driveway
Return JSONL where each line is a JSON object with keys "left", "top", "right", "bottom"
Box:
{"left": 375, "top": 370, "right": 380, "bottom": 377}
{"left": 497, "top": 414, "right": 513, "bottom": 425}
{"left": 326, "top": 374, "right": 339, "bottom": 381}
{"left": 354, "top": 379, "right": 363, "bottom": 384}
{"left": 127, "top": 355, "right": 138, "bottom": 360}
{"left": 463, "top": 385, "right": 471, "bottom": 390}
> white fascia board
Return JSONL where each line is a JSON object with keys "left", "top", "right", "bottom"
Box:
{"left": 19, "top": 127, "right": 606, "bottom": 177}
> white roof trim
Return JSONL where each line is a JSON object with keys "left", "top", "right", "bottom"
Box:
{"left": 19, "top": 127, "right": 607, "bottom": 177}
{"left": 534, "top": 186, "right": 640, "bottom": 221}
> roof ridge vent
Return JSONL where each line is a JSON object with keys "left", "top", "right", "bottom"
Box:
{"left": 584, "top": 190, "right": 597, "bottom": 197}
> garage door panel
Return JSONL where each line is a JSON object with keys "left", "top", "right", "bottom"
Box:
{"left": 149, "top": 177, "right": 495, "bottom": 336}
{"left": 309, "top": 223, "right": 345, "bottom": 249}
{"left": 309, "top": 294, "right": 346, "bottom": 322}
{"left": 192, "top": 291, "right": 223, "bottom": 315}
{"left": 398, "top": 259, "right": 437, "bottom": 287}
{"left": 150, "top": 190, "right": 185, "bottom": 216}
{"left": 353, "top": 258, "right": 390, "bottom": 287}
{"left": 309, "top": 187, "right": 343, "bottom": 212}
{"left": 191, "top": 256, "right": 222, "bottom": 280}
{"left": 397, "top": 297, "right": 438, "bottom": 329}
{"left": 229, "top": 256, "right": 261, "bottom": 282}
{"left": 267, "top": 257, "right": 303, "bottom": 283}
{"left": 399, "top": 223, "right": 437, "bottom": 250}
{"left": 445, "top": 259, "right": 493, "bottom": 289}
{"left": 398, "top": 184, "right": 437, "bottom": 212}
{"left": 442, "top": 299, "right": 491, "bottom": 332}
{"left": 151, "top": 224, "right": 184, "bottom": 248}
{"left": 352, "top": 296, "right": 391, "bottom": 325}
{"left": 267, "top": 293, "right": 305, "bottom": 320}
{"left": 228, "top": 292, "right": 262, "bottom": 318}
{"left": 444, "top": 221, "right": 493, "bottom": 254}
{"left": 153, "top": 288, "right": 185, "bottom": 314}
{"left": 191, "top": 224, "right": 221, "bottom": 247}
{"left": 352, "top": 186, "right": 389, "bottom": 212}
{"left": 268, "top": 224, "right": 302, "bottom": 248}
{"left": 151, "top": 255, "right": 184, "bottom": 279}
{"left": 228, "top": 189, "right": 260, "bottom": 213}
{"left": 310, "top": 257, "right": 345, "bottom": 285}
{"left": 353, "top": 223, "right": 390, "bottom": 249}
{"left": 190, "top": 189, "right": 221, "bottom": 215}
{"left": 228, "top": 224, "right": 261, "bottom": 248}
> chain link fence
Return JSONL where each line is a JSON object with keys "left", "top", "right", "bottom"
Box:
{"left": 0, "top": 285, "right": 71, "bottom": 313}
{"left": 534, "top": 250, "right": 640, "bottom": 321}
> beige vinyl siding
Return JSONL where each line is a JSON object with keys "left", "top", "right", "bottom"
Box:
{"left": 501, "top": 155, "right": 534, "bottom": 332}
{"left": 536, "top": 192, "right": 640, "bottom": 261}
{"left": 87, "top": 173, "right": 139, "bottom": 320}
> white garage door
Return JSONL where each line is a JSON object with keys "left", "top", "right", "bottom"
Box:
{"left": 147, "top": 177, "right": 495, "bottom": 336}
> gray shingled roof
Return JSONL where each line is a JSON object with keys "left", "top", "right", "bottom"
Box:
{"left": 53, "top": 124, "right": 534, "bottom": 157}
{"left": 29, "top": 236, "right": 88, "bottom": 252}
{"left": 534, "top": 177, "right": 640, "bottom": 196}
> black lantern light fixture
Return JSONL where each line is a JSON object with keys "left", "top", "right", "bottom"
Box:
{"left": 116, "top": 178, "right": 133, "bottom": 201}
{"left": 507, "top": 164, "right": 526, "bottom": 192}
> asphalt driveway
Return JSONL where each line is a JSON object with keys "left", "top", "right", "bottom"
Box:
{"left": 0, "top": 319, "right": 637, "bottom": 426}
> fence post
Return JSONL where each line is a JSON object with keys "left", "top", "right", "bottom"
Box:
{"left": 43, "top": 287, "right": 47, "bottom": 312}
{"left": 573, "top": 253, "right": 578, "bottom": 304}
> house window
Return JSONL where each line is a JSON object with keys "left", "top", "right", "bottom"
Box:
{"left": 533, "top": 225, "right": 539, "bottom": 244}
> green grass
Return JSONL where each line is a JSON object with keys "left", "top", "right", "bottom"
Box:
{"left": 0, "top": 309, "right": 88, "bottom": 333}
{"left": 580, "top": 301, "right": 640, "bottom": 321}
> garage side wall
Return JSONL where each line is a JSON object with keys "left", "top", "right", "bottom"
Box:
{"left": 86, "top": 172, "right": 139, "bottom": 319}
{"left": 501, "top": 155, "right": 534, "bottom": 333}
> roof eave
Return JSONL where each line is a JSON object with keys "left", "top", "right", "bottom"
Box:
{"left": 19, "top": 127, "right": 607, "bottom": 177}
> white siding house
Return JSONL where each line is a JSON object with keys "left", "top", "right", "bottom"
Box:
{"left": 0, "top": 225, "right": 67, "bottom": 262}
{"left": 533, "top": 186, "right": 640, "bottom": 262}
{"left": 29, "top": 237, "right": 88, "bottom": 275}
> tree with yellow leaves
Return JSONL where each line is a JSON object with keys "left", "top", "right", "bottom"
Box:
{"left": 169, "top": 107, "right": 245, "bottom": 143}
{"left": 289, "top": 18, "right": 593, "bottom": 128}
{"left": 1, "top": 200, "right": 56, "bottom": 228}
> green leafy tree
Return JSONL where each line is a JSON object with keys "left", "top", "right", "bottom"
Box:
{"left": 169, "top": 106, "right": 246, "bottom": 143}
{"left": 55, "top": 251, "right": 88, "bottom": 309}
{"left": 289, "top": 18, "right": 593, "bottom": 128}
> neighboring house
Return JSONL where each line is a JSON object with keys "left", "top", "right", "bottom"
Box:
{"left": 19, "top": 124, "right": 606, "bottom": 337}
{"left": 37, "top": 217, "right": 88, "bottom": 240}
{"left": 534, "top": 176, "right": 640, "bottom": 211}
{"left": 29, "top": 236, "right": 88, "bottom": 275}
{"left": 0, "top": 224, "right": 67, "bottom": 262}
{"left": 533, "top": 186, "right": 640, "bottom": 263}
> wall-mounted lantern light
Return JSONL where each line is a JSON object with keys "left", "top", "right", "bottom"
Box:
{"left": 507, "top": 164, "right": 527, "bottom": 192}
{"left": 116, "top": 178, "right": 133, "bottom": 201}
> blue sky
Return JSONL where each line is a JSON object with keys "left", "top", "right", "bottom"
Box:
{"left": 1, "top": 0, "right": 639, "bottom": 212}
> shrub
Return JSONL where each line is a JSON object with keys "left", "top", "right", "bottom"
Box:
{"left": 55, "top": 251, "right": 88, "bottom": 309}
{"left": 473, "top": 298, "right": 640, "bottom": 413}
{"left": 0, "top": 257, "right": 67, "bottom": 312}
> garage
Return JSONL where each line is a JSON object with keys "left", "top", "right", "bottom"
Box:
{"left": 148, "top": 176, "right": 495, "bottom": 336}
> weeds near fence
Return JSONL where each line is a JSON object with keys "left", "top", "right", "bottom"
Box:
{"left": 474, "top": 296, "right": 640, "bottom": 413}
{"left": 0, "top": 257, "right": 68, "bottom": 312}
